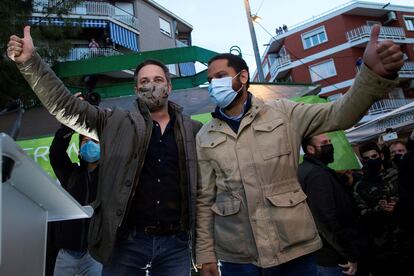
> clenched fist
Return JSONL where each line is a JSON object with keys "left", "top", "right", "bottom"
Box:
{"left": 7, "top": 26, "right": 35, "bottom": 64}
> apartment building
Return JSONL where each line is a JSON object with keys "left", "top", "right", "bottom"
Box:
{"left": 257, "top": 1, "right": 414, "bottom": 121}
{"left": 31, "top": 0, "right": 195, "bottom": 77}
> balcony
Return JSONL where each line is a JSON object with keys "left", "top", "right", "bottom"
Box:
{"left": 399, "top": 61, "right": 414, "bottom": 80}
{"left": 269, "top": 55, "right": 292, "bottom": 81}
{"left": 33, "top": 1, "right": 139, "bottom": 31}
{"left": 346, "top": 25, "right": 406, "bottom": 44}
{"left": 368, "top": 98, "right": 414, "bottom": 116}
{"left": 65, "top": 47, "right": 122, "bottom": 61}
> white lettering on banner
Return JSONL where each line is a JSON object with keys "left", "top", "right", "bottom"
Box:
{"left": 21, "top": 143, "right": 79, "bottom": 164}
{"left": 34, "top": 146, "right": 50, "bottom": 162}
{"left": 375, "top": 111, "right": 414, "bottom": 132}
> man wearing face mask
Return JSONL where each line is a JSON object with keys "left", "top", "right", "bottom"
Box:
{"left": 389, "top": 134, "right": 414, "bottom": 273}
{"left": 49, "top": 94, "right": 102, "bottom": 276}
{"left": 196, "top": 24, "right": 404, "bottom": 276}
{"left": 353, "top": 142, "right": 399, "bottom": 276}
{"left": 298, "top": 134, "right": 362, "bottom": 276}
{"left": 7, "top": 26, "right": 202, "bottom": 275}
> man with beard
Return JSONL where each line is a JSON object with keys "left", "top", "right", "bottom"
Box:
{"left": 298, "top": 134, "right": 362, "bottom": 276}
{"left": 7, "top": 26, "right": 202, "bottom": 275}
{"left": 196, "top": 24, "right": 403, "bottom": 276}
{"left": 353, "top": 142, "right": 399, "bottom": 276}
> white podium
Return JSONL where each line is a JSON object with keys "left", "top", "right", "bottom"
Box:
{"left": 0, "top": 133, "right": 93, "bottom": 276}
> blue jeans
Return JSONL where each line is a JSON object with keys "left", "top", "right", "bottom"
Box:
{"left": 53, "top": 249, "right": 102, "bottom": 276}
{"left": 317, "top": 265, "right": 345, "bottom": 276}
{"left": 102, "top": 229, "right": 191, "bottom": 276}
{"left": 220, "top": 253, "right": 317, "bottom": 276}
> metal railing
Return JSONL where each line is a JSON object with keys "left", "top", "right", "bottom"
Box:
{"left": 269, "top": 55, "right": 291, "bottom": 79}
{"left": 346, "top": 25, "right": 406, "bottom": 42}
{"left": 368, "top": 99, "right": 414, "bottom": 115}
{"left": 65, "top": 47, "right": 122, "bottom": 61}
{"left": 34, "top": 1, "right": 139, "bottom": 30}
{"left": 399, "top": 62, "right": 414, "bottom": 74}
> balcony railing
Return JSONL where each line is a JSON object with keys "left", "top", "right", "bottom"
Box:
{"left": 399, "top": 61, "right": 414, "bottom": 75}
{"left": 269, "top": 55, "right": 291, "bottom": 79}
{"left": 368, "top": 99, "right": 414, "bottom": 115}
{"left": 65, "top": 47, "right": 122, "bottom": 61}
{"left": 34, "top": 1, "right": 139, "bottom": 30}
{"left": 346, "top": 25, "right": 406, "bottom": 42}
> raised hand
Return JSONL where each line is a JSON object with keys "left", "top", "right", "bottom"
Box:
{"left": 7, "top": 26, "right": 35, "bottom": 64}
{"left": 363, "top": 24, "right": 404, "bottom": 77}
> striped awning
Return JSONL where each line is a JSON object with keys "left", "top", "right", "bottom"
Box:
{"left": 28, "top": 17, "right": 107, "bottom": 28}
{"left": 109, "top": 22, "right": 139, "bottom": 52}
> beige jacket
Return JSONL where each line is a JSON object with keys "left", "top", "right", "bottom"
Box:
{"left": 195, "top": 64, "right": 398, "bottom": 268}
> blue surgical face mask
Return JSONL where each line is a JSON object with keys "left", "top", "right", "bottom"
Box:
{"left": 208, "top": 72, "right": 243, "bottom": 108}
{"left": 80, "top": 140, "right": 100, "bottom": 163}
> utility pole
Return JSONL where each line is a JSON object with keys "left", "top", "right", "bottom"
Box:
{"left": 243, "top": 0, "right": 265, "bottom": 82}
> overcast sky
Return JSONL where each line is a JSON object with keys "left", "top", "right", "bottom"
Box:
{"left": 154, "top": 0, "right": 413, "bottom": 73}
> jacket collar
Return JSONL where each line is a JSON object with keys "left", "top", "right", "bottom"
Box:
{"left": 208, "top": 94, "right": 265, "bottom": 137}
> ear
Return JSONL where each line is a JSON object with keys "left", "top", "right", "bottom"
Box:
{"left": 240, "top": 69, "right": 249, "bottom": 85}
{"left": 134, "top": 85, "right": 138, "bottom": 96}
{"left": 167, "top": 83, "right": 172, "bottom": 96}
{"left": 306, "top": 145, "right": 315, "bottom": 155}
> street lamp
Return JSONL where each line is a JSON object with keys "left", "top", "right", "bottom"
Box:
{"left": 243, "top": 0, "right": 265, "bottom": 82}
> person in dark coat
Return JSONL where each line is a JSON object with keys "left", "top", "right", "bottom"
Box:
{"left": 298, "top": 133, "right": 363, "bottom": 276}
{"left": 49, "top": 94, "right": 102, "bottom": 276}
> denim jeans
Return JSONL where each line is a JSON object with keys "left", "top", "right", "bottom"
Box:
{"left": 220, "top": 253, "right": 317, "bottom": 276}
{"left": 102, "top": 229, "right": 191, "bottom": 276}
{"left": 317, "top": 265, "right": 345, "bottom": 276}
{"left": 53, "top": 249, "right": 102, "bottom": 276}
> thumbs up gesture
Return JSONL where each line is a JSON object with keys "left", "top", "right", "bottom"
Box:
{"left": 7, "top": 26, "right": 35, "bottom": 64}
{"left": 363, "top": 24, "right": 404, "bottom": 77}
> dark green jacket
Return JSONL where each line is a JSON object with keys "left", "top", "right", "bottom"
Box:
{"left": 17, "top": 53, "right": 202, "bottom": 264}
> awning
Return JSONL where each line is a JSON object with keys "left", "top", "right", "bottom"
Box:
{"left": 28, "top": 17, "right": 107, "bottom": 28}
{"left": 109, "top": 22, "right": 139, "bottom": 52}
{"left": 345, "top": 101, "right": 414, "bottom": 145}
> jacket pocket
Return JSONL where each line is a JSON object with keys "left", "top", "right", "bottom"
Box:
{"left": 266, "top": 190, "right": 318, "bottom": 250}
{"left": 211, "top": 199, "right": 249, "bottom": 256}
{"left": 200, "top": 136, "right": 235, "bottom": 176}
{"left": 88, "top": 201, "right": 103, "bottom": 248}
{"left": 253, "top": 119, "right": 291, "bottom": 160}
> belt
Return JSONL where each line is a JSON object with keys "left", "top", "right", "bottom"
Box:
{"left": 131, "top": 224, "right": 180, "bottom": 236}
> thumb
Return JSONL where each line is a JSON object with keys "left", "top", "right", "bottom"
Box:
{"left": 369, "top": 24, "right": 380, "bottom": 44}
{"left": 23, "top": 26, "right": 32, "bottom": 40}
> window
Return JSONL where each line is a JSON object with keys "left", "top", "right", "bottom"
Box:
{"left": 159, "top": 17, "right": 172, "bottom": 36}
{"left": 309, "top": 59, "right": 337, "bottom": 82}
{"left": 404, "top": 16, "right": 414, "bottom": 31}
{"left": 115, "top": 2, "right": 134, "bottom": 15}
{"left": 367, "top": 21, "right": 381, "bottom": 26}
{"left": 301, "top": 26, "right": 328, "bottom": 49}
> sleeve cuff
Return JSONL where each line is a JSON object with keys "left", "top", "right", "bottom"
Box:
{"left": 358, "top": 63, "right": 399, "bottom": 92}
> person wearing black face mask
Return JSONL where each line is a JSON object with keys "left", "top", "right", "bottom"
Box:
{"left": 389, "top": 138, "right": 414, "bottom": 273}
{"left": 353, "top": 142, "right": 399, "bottom": 276}
{"left": 298, "top": 134, "right": 364, "bottom": 276}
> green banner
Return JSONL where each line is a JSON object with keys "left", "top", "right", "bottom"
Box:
{"left": 17, "top": 134, "right": 80, "bottom": 180}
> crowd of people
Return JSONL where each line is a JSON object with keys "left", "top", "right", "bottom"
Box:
{"left": 6, "top": 24, "right": 410, "bottom": 276}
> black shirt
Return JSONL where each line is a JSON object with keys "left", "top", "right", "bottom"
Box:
{"left": 129, "top": 116, "right": 181, "bottom": 227}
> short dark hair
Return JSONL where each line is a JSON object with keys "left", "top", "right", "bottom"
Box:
{"left": 134, "top": 59, "right": 171, "bottom": 84}
{"left": 302, "top": 136, "right": 315, "bottom": 154}
{"left": 208, "top": 53, "right": 250, "bottom": 88}
{"left": 359, "top": 142, "right": 381, "bottom": 157}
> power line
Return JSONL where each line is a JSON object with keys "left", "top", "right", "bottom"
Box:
{"left": 254, "top": 0, "right": 266, "bottom": 16}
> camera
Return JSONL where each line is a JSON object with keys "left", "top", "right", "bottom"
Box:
{"left": 81, "top": 91, "right": 101, "bottom": 106}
